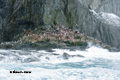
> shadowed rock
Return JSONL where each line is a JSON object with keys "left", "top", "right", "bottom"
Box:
{"left": 24, "top": 57, "right": 39, "bottom": 63}
{"left": 62, "top": 53, "right": 70, "bottom": 60}
{"left": 62, "top": 52, "right": 84, "bottom": 60}
{"left": 71, "top": 55, "right": 84, "bottom": 58}
{"left": 0, "top": 56, "right": 5, "bottom": 61}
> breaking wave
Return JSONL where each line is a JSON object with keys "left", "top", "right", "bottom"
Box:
{"left": 0, "top": 46, "right": 120, "bottom": 80}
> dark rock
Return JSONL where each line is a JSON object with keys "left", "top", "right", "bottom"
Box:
{"left": 52, "top": 53, "right": 60, "bottom": 56}
{"left": 24, "top": 57, "right": 39, "bottom": 63}
{"left": 37, "top": 54, "right": 43, "bottom": 58}
{"left": 0, "top": 52, "right": 10, "bottom": 56}
{"left": 62, "top": 53, "right": 70, "bottom": 60}
{"left": 46, "top": 49, "right": 55, "bottom": 52}
{"left": 80, "top": 42, "right": 88, "bottom": 50}
{"left": 45, "top": 57, "right": 49, "bottom": 60}
{"left": 62, "top": 52, "right": 84, "bottom": 60}
{"left": 0, "top": 56, "right": 5, "bottom": 61}
{"left": 16, "top": 51, "right": 30, "bottom": 55}
{"left": 71, "top": 55, "right": 84, "bottom": 58}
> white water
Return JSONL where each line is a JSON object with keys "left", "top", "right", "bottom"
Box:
{"left": 0, "top": 46, "right": 120, "bottom": 80}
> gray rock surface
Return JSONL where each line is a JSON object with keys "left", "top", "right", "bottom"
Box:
{"left": 24, "top": 57, "right": 39, "bottom": 63}
{"left": 0, "top": 0, "right": 120, "bottom": 48}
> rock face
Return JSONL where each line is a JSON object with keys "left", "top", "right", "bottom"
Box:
{"left": 79, "top": 0, "right": 120, "bottom": 17}
{"left": 0, "top": 0, "right": 120, "bottom": 48}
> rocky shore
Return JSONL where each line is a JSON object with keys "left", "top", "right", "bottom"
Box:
{"left": 0, "top": 25, "right": 118, "bottom": 52}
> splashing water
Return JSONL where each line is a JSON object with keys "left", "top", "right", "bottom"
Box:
{"left": 0, "top": 46, "right": 120, "bottom": 80}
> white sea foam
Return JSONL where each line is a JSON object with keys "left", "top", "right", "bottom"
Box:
{"left": 0, "top": 46, "right": 120, "bottom": 80}
{"left": 0, "top": 67, "right": 120, "bottom": 80}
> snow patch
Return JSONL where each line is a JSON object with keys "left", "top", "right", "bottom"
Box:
{"left": 89, "top": 9, "right": 120, "bottom": 26}
{"left": 99, "top": 12, "right": 120, "bottom": 26}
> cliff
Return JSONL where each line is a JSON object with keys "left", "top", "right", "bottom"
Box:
{"left": 0, "top": 0, "right": 120, "bottom": 49}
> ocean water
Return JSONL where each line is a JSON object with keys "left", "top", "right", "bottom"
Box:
{"left": 0, "top": 46, "right": 120, "bottom": 80}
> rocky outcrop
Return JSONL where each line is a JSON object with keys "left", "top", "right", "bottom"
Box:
{"left": 0, "top": 0, "right": 120, "bottom": 49}
{"left": 79, "top": 0, "right": 120, "bottom": 17}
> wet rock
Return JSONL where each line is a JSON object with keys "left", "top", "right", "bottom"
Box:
{"left": 62, "top": 52, "right": 84, "bottom": 60}
{"left": 0, "top": 52, "right": 10, "bottom": 56}
{"left": 0, "top": 56, "right": 5, "bottom": 61}
{"left": 71, "top": 55, "right": 84, "bottom": 58}
{"left": 17, "top": 51, "right": 31, "bottom": 55}
{"left": 45, "top": 57, "right": 49, "bottom": 60}
{"left": 62, "top": 53, "right": 70, "bottom": 60}
{"left": 46, "top": 49, "right": 55, "bottom": 52}
{"left": 37, "top": 54, "right": 43, "bottom": 57}
{"left": 80, "top": 42, "right": 88, "bottom": 50}
{"left": 24, "top": 57, "right": 39, "bottom": 63}
{"left": 52, "top": 53, "right": 60, "bottom": 56}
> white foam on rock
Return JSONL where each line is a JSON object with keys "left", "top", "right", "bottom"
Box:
{"left": 52, "top": 46, "right": 120, "bottom": 61}
{"left": 0, "top": 46, "right": 120, "bottom": 63}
